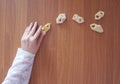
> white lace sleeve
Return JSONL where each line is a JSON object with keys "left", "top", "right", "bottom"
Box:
{"left": 2, "top": 48, "right": 35, "bottom": 84}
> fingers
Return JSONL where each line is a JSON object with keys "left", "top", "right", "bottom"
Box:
{"left": 28, "top": 21, "right": 38, "bottom": 36}
{"left": 27, "top": 22, "right": 34, "bottom": 33}
{"left": 33, "top": 25, "right": 42, "bottom": 40}
{"left": 22, "top": 22, "right": 46, "bottom": 42}
{"left": 38, "top": 33, "right": 45, "bottom": 46}
{"left": 22, "top": 22, "right": 33, "bottom": 39}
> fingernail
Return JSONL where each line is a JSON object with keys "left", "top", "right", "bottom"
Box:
{"left": 43, "top": 32, "right": 46, "bottom": 35}
{"left": 35, "top": 21, "right": 37, "bottom": 24}
{"left": 31, "top": 22, "right": 33, "bottom": 24}
{"left": 40, "top": 25, "right": 42, "bottom": 28}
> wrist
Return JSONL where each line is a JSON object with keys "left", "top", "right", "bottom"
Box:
{"left": 20, "top": 48, "right": 36, "bottom": 56}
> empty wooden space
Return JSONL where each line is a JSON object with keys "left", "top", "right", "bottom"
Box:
{"left": 0, "top": 0, "right": 120, "bottom": 84}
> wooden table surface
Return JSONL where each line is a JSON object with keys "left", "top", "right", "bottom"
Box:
{"left": 0, "top": 0, "right": 120, "bottom": 84}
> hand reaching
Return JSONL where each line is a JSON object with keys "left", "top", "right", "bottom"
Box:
{"left": 21, "top": 22, "right": 46, "bottom": 54}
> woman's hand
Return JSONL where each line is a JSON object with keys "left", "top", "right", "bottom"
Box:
{"left": 21, "top": 22, "right": 46, "bottom": 54}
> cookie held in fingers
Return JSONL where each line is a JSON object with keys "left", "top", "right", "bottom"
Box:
{"left": 42, "top": 23, "right": 51, "bottom": 33}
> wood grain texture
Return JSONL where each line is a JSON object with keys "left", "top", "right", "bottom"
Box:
{"left": 0, "top": 0, "right": 120, "bottom": 84}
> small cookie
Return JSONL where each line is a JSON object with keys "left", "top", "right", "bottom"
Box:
{"left": 90, "top": 23, "right": 104, "bottom": 33}
{"left": 95, "top": 11, "right": 105, "bottom": 20}
{"left": 56, "top": 13, "right": 67, "bottom": 24}
{"left": 72, "top": 14, "right": 84, "bottom": 24}
{"left": 42, "top": 23, "right": 51, "bottom": 33}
